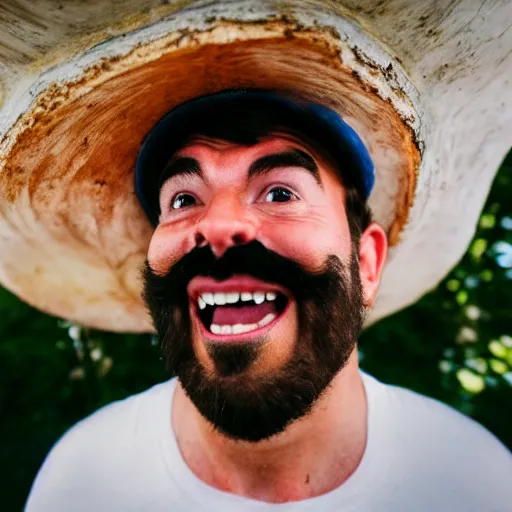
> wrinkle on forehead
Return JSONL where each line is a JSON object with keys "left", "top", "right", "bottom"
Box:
{"left": 173, "top": 135, "right": 337, "bottom": 184}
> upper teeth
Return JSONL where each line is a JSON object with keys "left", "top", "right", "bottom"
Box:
{"left": 197, "top": 291, "right": 277, "bottom": 309}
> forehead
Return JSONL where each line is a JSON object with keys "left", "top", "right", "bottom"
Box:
{"left": 173, "top": 134, "right": 331, "bottom": 172}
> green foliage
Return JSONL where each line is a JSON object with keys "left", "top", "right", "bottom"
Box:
{"left": 1, "top": 152, "right": 511, "bottom": 511}
{"left": 360, "top": 150, "right": 512, "bottom": 442}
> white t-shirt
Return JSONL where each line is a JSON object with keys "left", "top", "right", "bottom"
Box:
{"left": 26, "top": 372, "right": 512, "bottom": 511}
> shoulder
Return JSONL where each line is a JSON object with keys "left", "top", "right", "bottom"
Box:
{"left": 25, "top": 379, "right": 176, "bottom": 511}
{"left": 42, "top": 377, "right": 174, "bottom": 460}
{"left": 382, "top": 376, "right": 508, "bottom": 453}
{"left": 362, "top": 372, "right": 512, "bottom": 507}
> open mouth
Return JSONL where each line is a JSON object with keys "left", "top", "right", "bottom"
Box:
{"left": 188, "top": 277, "right": 290, "bottom": 338}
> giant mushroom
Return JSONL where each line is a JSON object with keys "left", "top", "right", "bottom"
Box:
{"left": 0, "top": 0, "right": 510, "bottom": 332}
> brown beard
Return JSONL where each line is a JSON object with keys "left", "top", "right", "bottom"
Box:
{"left": 142, "top": 241, "right": 365, "bottom": 442}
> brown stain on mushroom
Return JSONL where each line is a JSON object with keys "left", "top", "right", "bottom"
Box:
{"left": 0, "top": 20, "right": 419, "bottom": 331}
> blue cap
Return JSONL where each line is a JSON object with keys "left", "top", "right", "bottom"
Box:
{"left": 135, "top": 90, "right": 374, "bottom": 226}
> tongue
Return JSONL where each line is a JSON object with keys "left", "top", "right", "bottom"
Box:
{"left": 212, "top": 302, "right": 277, "bottom": 326}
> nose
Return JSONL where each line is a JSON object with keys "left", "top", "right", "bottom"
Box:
{"left": 194, "top": 190, "right": 259, "bottom": 258}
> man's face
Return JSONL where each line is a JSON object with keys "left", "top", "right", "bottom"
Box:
{"left": 143, "top": 135, "right": 379, "bottom": 442}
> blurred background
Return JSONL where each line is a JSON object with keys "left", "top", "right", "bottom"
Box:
{"left": 1, "top": 151, "right": 511, "bottom": 511}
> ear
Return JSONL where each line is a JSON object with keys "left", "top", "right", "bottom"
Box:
{"left": 357, "top": 222, "right": 388, "bottom": 307}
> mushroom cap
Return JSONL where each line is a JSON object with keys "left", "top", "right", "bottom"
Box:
{"left": 0, "top": 1, "right": 510, "bottom": 332}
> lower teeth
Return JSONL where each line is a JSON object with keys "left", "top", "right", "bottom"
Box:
{"left": 210, "top": 313, "right": 276, "bottom": 335}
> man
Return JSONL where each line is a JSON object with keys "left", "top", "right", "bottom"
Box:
{"left": 26, "top": 90, "right": 512, "bottom": 511}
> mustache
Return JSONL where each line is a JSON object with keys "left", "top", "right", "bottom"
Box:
{"left": 142, "top": 240, "right": 349, "bottom": 305}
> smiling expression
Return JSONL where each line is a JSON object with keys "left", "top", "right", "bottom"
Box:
{"left": 147, "top": 135, "right": 356, "bottom": 372}
{"left": 142, "top": 125, "right": 388, "bottom": 440}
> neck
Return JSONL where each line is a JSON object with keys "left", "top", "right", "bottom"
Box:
{"left": 172, "top": 352, "right": 368, "bottom": 503}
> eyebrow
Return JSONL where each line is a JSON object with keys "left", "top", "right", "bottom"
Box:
{"left": 248, "top": 149, "right": 321, "bottom": 185}
{"left": 157, "top": 157, "right": 202, "bottom": 189}
{"left": 157, "top": 148, "right": 321, "bottom": 190}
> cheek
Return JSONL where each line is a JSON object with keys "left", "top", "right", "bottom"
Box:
{"left": 147, "top": 223, "right": 193, "bottom": 274}
{"left": 258, "top": 205, "right": 351, "bottom": 270}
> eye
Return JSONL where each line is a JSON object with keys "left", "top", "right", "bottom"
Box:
{"left": 264, "top": 187, "right": 297, "bottom": 203}
{"left": 171, "top": 193, "right": 198, "bottom": 210}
